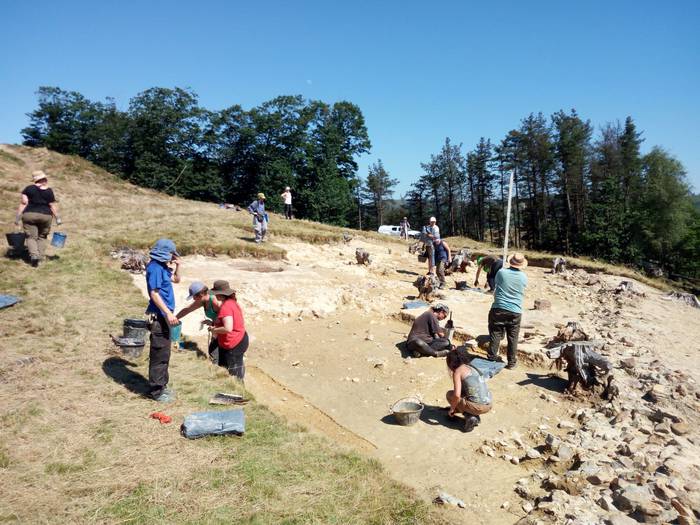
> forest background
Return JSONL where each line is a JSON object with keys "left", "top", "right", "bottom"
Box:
{"left": 20, "top": 86, "right": 700, "bottom": 283}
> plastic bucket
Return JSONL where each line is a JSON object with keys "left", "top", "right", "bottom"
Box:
{"left": 391, "top": 398, "right": 424, "bottom": 426}
{"left": 169, "top": 322, "right": 182, "bottom": 343}
{"left": 6, "top": 232, "right": 26, "bottom": 250}
{"left": 51, "top": 232, "right": 67, "bottom": 248}
{"left": 124, "top": 318, "right": 148, "bottom": 341}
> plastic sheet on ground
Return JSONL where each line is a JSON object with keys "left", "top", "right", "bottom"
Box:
{"left": 470, "top": 357, "right": 506, "bottom": 379}
{"left": 181, "top": 408, "right": 245, "bottom": 439}
{"left": 402, "top": 300, "right": 429, "bottom": 309}
{"left": 0, "top": 295, "right": 21, "bottom": 310}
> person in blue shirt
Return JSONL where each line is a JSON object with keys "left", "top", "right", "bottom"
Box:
{"left": 248, "top": 193, "right": 268, "bottom": 243}
{"left": 488, "top": 252, "right": 528, "bottom": 369}
{"left": 145, "top": 239, "right": 182, "bottom": 402}
{"left": 434, "top": 239, "right": 451, "bottom": 289}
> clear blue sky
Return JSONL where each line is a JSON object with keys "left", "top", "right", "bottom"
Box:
{"left": 2, "top": 0, "right": 698, "bottom": 194}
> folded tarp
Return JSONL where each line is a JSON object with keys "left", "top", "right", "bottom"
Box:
{"left": 181, "top": 409, "right": 245, "bottom": 439}
{"left": 0, "top": 295, "right": 21, "bottom": 310}
{"left": 470, "top": 357, "right": 506, "bottom": 379}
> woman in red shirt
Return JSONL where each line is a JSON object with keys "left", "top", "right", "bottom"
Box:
{"left": 208, "top": 280, "right": 249, "bottom": 381}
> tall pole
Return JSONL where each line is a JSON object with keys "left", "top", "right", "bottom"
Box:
{"left": 503, "top": 171, "right": 515, "bottom": 266}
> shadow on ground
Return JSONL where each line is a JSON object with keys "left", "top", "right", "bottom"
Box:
{"left": 102, "top": 356, "right": 150, "bottom": 396}
{"left": 517, "top": 372, "right": 568, "bottom": 393}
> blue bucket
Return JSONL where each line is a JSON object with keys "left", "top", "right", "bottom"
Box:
{"left": 51, "top": 232, "right": 67, "bottom": 248}
{"left": 169, "top": 322, "right": 182, "bottom": 343}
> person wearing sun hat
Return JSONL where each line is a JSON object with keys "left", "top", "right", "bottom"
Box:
{"left": 145, "top": 238, "right": 182, "bottom": 402}
{"left": 247, "top": 192, "right": 268, "bottom": 243}
{"left": 208, "top": 280, "right": 249, "bottom": 380}
{"left": 15, "top": 170, "right": 61, "bottom": 267}
{"left": 487, "top": 252, "right": 528, "bottom": 369}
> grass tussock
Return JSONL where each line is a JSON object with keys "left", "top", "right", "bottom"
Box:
{"left": 0, "top": 145, "right": 447, "bottom": 524}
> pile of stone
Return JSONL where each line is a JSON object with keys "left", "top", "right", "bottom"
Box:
{"left": 480, "top": 345, "right": 700, "bottom": 524}
{"left": 111, "top": 247, "right": 148, "bottom": 273}
{"left": 663, "top": 291, "right": 700, "bottom": 309}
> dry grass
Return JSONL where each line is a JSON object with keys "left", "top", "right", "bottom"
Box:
{"left": 0, "top": 145, "right": 447, "bottom": 524}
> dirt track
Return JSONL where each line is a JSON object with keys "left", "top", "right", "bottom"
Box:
{"left": 132, "top": 237, "right": 700, "bottom": 524}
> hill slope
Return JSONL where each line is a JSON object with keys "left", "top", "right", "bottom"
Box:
{"left": 0, "top": 145, "right": 444, "bottom": 524}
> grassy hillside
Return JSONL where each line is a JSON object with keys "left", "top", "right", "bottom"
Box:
{"left": 0, "top": 146, "right": 443, "bottom": 524}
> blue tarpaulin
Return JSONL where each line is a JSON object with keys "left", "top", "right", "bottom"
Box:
{"left": 470, "top": 357, "right": 506, "bottom": 379}
{"left": 402, "top": 300, "right": 429, "bottom": 309}
{"left": 0, "top": 295, "right": 21, "bottom": 310}
{"left": 181, "top": 409, "right": 245, "bottom": 439}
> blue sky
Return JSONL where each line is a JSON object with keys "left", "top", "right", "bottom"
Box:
{"left": 2, "top": 0, "right": 698, "bottom": 194}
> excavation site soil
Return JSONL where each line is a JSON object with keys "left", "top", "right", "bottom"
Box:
{"left": 132, "top": 236, "right": 700, "bottom": 524}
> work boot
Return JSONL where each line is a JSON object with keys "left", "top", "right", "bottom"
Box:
{"left": 153, "top": 389, "right": 176, "bottom": 403}
{"left": 435, "top": 349, "right": 450, "bottom": 358}
{"left": 30, "top": 258, "right": 39, "bottom": 268}
{"left": 506, "top": 361, "right": 517, "bottom": 370}
{"left": 463, "top": 415, "right": 479, "bottom": 433}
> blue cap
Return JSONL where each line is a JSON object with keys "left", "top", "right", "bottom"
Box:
{"left": 186, "top": 281, "right": 207, "bottom": 301}
{"left": 149, "top": 239, "right": 179, "bottom": 263}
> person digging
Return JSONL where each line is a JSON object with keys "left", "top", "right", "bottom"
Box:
{"left": 406, "top": 303, "right": 453, "bottom": 357}
{"left": 473, "top": 254, "right": 503, "bottom": 292}
{"left": 445, "top": 347, "right": 493, "bottom": 432}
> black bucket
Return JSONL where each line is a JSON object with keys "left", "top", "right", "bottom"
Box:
{"left": 6, "top": 232, "right": 26, "bottom": 250}
{"left": 124, "top": 318, "right": 148, "bottom": 341}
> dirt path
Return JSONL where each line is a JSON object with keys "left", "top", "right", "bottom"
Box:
{"left": 130, "top": 237, "right": 700, "bottom": 524}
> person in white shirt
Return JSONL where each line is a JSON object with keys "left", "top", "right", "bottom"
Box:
{"left": 281, "top": 187, "right": 293, "bottom": 219}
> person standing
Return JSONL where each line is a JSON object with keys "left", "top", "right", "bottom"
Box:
{"left": 248, "top": 193, "right": 268, "bottom": 243}
{"left": 145, "top": 239, "right": 181, "bottom": 402}
{"left": 473, "top": 255, "right": 504, "bottom": 292}
{"left": 400, "top": 216, "right": 411, "bottom": 240}
{"left": 487, "top": 253, "right": 528, "bottom": 369}
{"left": 280, "top": 187, "right": 293, "bottom": 219}
{"left": 15, "top": 170, "right": 62, "bottom": 267}
{"left": 446, "top": 348, "right": 493, "bottom": 432}
{"left": 422, "top": 217, "right": 440, "bottom": 274}
{"left": 175, "top": 281, "right": 222, "bottom": 360}
{"left": 208, "top": 280, "right": 249, "bottom": 381}
{"left": 406, "top": 303, "right": 452, "bottom": 357}
{"left": 434, "top": 239, "right": 452, "bottom": 289}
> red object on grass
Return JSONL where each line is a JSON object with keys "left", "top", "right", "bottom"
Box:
{"left": 150, "top": 411, "right": 172, "bottom": 424}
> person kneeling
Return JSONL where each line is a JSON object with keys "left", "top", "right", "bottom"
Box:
{"left": 406, "top": 303, "right": 452, "bottom": 357}
{"left": 446, "top": 348, "right": 492, "bottom": 432}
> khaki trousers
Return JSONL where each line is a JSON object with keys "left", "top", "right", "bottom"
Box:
{"left": 22, "top": 212, "right": 52, "bottom": 260}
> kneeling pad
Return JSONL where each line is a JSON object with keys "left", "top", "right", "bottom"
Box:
{"left": 181, "top": 409, "right": 245, "bottom": 439}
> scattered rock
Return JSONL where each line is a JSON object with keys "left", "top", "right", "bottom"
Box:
{"left": 534, "top": 299, "right": 551, "bottom": 310}
{"left": 671, "top": 421, "right": 689, "bottom": 436}
{"left": 526, "top": 448, "right": 541, "bottom": 459}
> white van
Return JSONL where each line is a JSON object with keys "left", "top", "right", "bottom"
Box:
{"left": 377, "top": 225, "right": 420, "bottom": 239}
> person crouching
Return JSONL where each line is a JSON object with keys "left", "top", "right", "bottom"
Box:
{"left": 208, "top": 280, "right": 249, "bottom": 381}
{"left": 446, "top": 348, "right": 493, "bottom": 432}
{"left": 406, "top": 303, "right": 452, "bottom": 357}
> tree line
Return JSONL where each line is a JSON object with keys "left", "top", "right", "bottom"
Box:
{"left": 360, "top": 111, "right": 699, "bottom": 282}
{"left": 22, "top": 86, "right": 371, "bottom": 225}
{"left": 21, "top": 88, "right": 699, "bottom": 282}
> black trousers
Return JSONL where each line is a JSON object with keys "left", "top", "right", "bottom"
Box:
{"left": 407, "top": 337, "right": 451, "bottom": 357}
{"left": 148, "top": 314, "right": 171, "bottom": 397}
{"left": 284, "top": 204, "right": 292, "bottom": 219}
{"left": 486, "top": 259, "right": 504, "bottom": 290}
{"left": 488, "top": 308, "right": 521, "bottom": 364}
{"left": 219, "top": 332, "right": 249, "bottom": 380}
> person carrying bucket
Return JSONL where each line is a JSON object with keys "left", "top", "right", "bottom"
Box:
{"left": 176, "top": 280, "right": 223, "bottom": 360}
{"left": 145, "top": 239, "right": 181, "bottom": 403}
{"left": 14, "top": 170, "right": 62, "bottom": 267}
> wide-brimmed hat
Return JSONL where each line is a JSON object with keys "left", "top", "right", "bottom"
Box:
{"left": 149, "top": 239, "right": 179, "bottom": 263}
{"left": 32, "top": 170, "right": 48, "bottom": 182}
{"left": 432, "top": 303, "right": 450, "bottom": 314}
{"left": 186, "top": 281, "right": 207, "bottom": 300}
{"left": 211, "top": 279, "right": 236, "bottom": 297}
{"left": 257, "top": 192, "right": 266, "bottom": 200}
{"left": 509, "top": 252, "right": 528, "bottom": 268}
